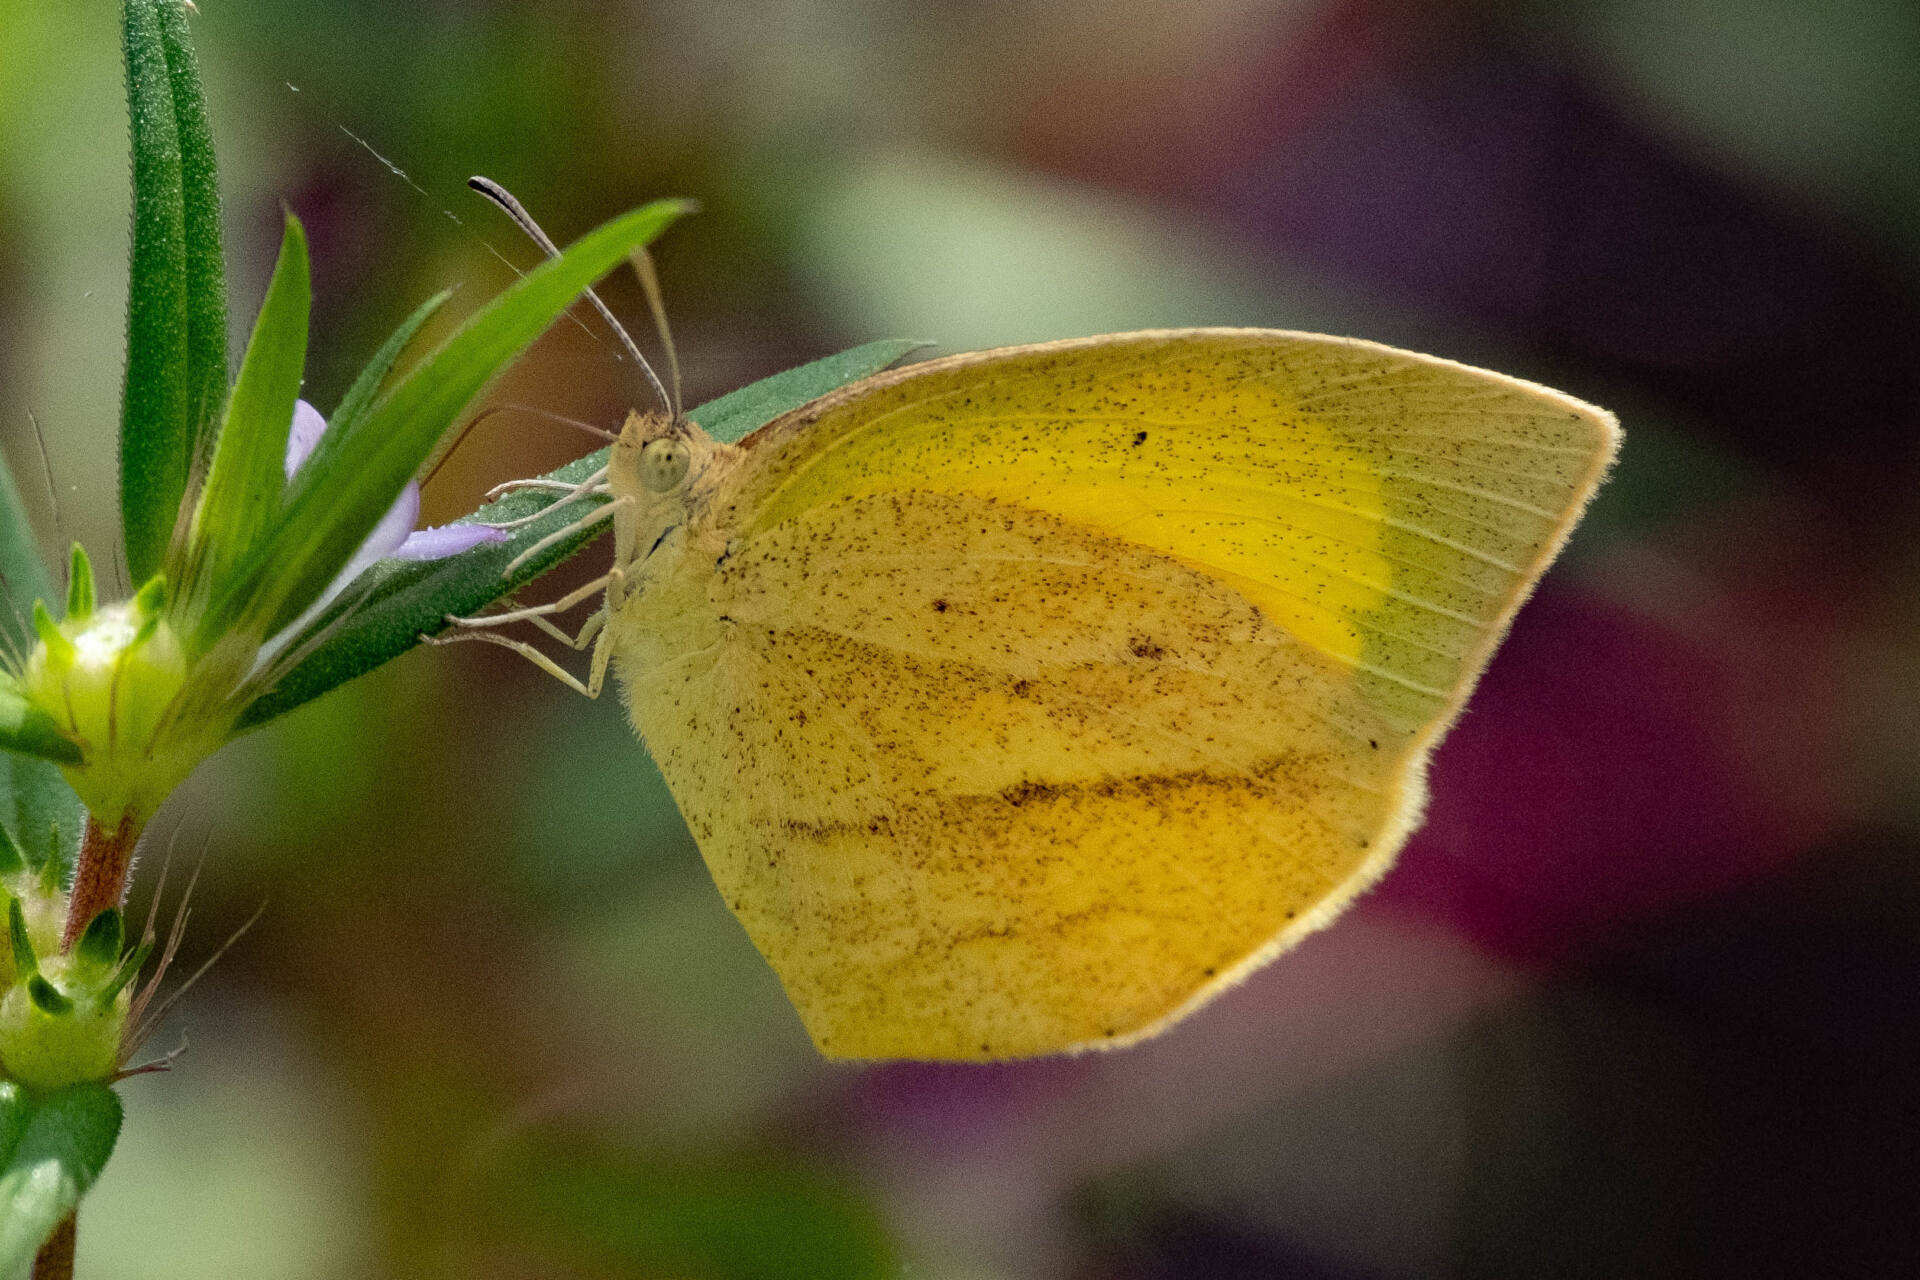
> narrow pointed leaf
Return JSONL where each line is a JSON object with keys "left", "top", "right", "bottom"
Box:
{"left": 118, "top": 0, "right": 192, "bottom": 584}
{"left": 100, "top": 940, "right": 154, "bottom": 1005}
{"left": 26, "top": 976, "right": 71, "bottom": 1016}
{"left": 0, "top": 1083, "right": 123, "bottom": 1275}
{"left": 186, "top": 213, "right": 310, "bottom": 616}
{"left": 694, "top": 339, "right": 926, "bottom": 444}
{"left": 0, "top": 683, "right": 81, "bottom": 767}
{"left": 10, "top": 900, "right": 36, "bottom": 978}
{"left": 75, "top": 908, "right": 124, "bottom": 973}
{"left": 30, "top": 604, "right": 68, "bottom": 662}
{"left": 240, "top": 339, "right": 920, "bottom": 728}
{"left": 64, "top": 545, "right": 95, "bottom": 622}
{"left": 327, "top": 289, "right": 454, "bottom": 442}
{"left": 204, "top": 199, "right": 693, "bottom": 647}
{"left": 158, "top": 0, "right": 229, "bottom": 458}
{"left": 134, "top": 574, "right": 167, "bottom": 618}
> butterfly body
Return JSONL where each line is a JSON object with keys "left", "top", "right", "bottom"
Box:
{"left": 571, "top": 329, "right": 1617, "bottom": 1060}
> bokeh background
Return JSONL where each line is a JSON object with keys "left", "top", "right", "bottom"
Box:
{"left": 3, "top": 0, "right": 1919, "bottom": 1276}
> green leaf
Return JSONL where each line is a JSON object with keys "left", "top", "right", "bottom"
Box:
{"left": 479, "top": 1139, "right": 895, "bottom": 1280}
{"left": 695, "top": 339, "right": 925, "bottom": 444}
{"left": 119, "top": 0, "right": 227, "bottom": 586}
{"left": 29, "top": 605, "right": 67, "bottom": 664}
{"left": 328, "top": 289, "right": 454, "bottom": 441}
{"left": 26, "top": 976, "right": 71, "bottom": 1016}
{"left": 159, "top": 0, "right": 229, "bottom": 467}
{"left": 239, "top": 339, "right": 919, "bottom": 728}
{"left": 0, "top": 683, "right": 81, "bottom": 769}
{"left": 63, "top": 545, "right": 95, "bottom": 623}
{"left": 9, "top": 900, "right": 36, "bottom": 979}
{"left": 236, "top": 448, "right": 609, "bottom": 731}
{"left": 182, "top": 212, "right": 310, "bottom": 623}
{"left": 200, "top": 199, "right": 693, "bottom": 650}
{"left": 74, "top": 909, "right": 123, "bottom": 974}
{"left": 98, "top": 940, "right": 153, "bottom": 1005}
{"left": 0, "top": 1083, "right": 123, "bottom": 1275}
{"left": 0, "top": 456, "right": 84, "bottom": 869}
{"left": 118, "top": 0, "right": 189, "bottom": 585}
{"left": 134, "top": 574, "right": 167, "bottom": 619}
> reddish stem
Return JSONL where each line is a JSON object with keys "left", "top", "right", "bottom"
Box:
{"left": 62, "top": 813, "right": 139, "bottom": 952}
{"left": 32, "top": 1213, "right": 74, "bottom": 1280}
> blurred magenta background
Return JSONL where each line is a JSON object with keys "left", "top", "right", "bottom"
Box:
{"left": 3, "top": 1, "right": 1919, "bottom": 1276}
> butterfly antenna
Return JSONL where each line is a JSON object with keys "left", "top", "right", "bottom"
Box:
{"left": 420, "top": 403, "right": 617, "bottom": 492}
{"left": 628, "top": 247, "right": 682, "bottom": 420}
{"left": 466, "top": 176, "right": 673, "bottom": 417}
{"left": 486, "top": 403, "right": 620, "bottom": 443}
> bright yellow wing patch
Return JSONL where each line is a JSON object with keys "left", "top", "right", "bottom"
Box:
{"left": 608, "top": 330, "right": 1618, "bottom": 1060}
{"left": 743, "top": 337, "right": 1394, "bottom": 666}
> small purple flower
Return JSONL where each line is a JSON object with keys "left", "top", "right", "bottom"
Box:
{"left": 286, "top": 399, "right": 506, "bottom": 569}
{"left": 264, "top": 401, "right": 506, "bottom": 653}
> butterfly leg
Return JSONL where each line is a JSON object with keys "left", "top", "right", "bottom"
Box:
{"left": 506, "top": 498, "right": 621, "bottom": 574}
{"left": 483, "top": 467, "right": 612, "bottom": 530}
{"left": 434, "top": 562, "right": 626, "bottom": 695}
{"left": 420, "top": 629, "right": 603, "bottom": 698}
{"left": 584, "top": 610, "right": 617, "bottom": 698}
{"left": 487, "top": 478, "right": 579, "bottom": 496}
{"left": 525, "top": 608, "right": 606, "bottom": 651}
{"left": 446, "top": 571, "right": 613, "bottom": 630}
{"left": 485, "top": 472, "right": 604, "bottom": 500}
{"left": 574, "top": 563, "right": 632, "bottom": 697}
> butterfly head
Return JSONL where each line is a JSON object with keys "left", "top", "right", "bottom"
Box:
{"left": 610, "top": 408, "right": 714, "bottom": 498}
{"left": 607, "top": 408, "right": 729, "bottom": 569}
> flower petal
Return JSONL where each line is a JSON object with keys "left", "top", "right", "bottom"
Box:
{"left": 259, "top": 483, "right": 418, "bottom": 660}
{"left": 285, "top": 399, "right": 329, "bottom": 479}
{"left": 359, "top": 483, "right": 422, "bottom": 566}
{"left": 258, "top": 403, "right": 508, "bottom": 671}
{"left": 391, "top": 522, "right": 510, "bottom": 561}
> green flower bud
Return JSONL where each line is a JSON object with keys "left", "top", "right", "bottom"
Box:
{"left": 19, "top": 589, "right": 226, "bottom": 824}
{"left": 0, "top": 959, "right": 131, "bottom": 1089}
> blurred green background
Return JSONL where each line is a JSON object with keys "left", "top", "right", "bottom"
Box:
{"left": 4, "top": 0, "right": 1920, "bottom": 1276}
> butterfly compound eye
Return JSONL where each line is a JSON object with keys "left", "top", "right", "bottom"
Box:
{"left": 638, "top": 438, "right": 691, "bottom": 492}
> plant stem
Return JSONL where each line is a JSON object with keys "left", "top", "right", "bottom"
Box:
{"left": 62, "top": 813, "right": 139, "bottom": 952}
{"left": 31, "top": 1213, "right": 74, "bottom": 1280}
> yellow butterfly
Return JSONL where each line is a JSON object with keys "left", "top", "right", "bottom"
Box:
{"left": 453, "top": 189, "right": 1619, "bottom": 1061}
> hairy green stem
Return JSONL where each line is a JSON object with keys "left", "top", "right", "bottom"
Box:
{"left": 61, "top": 815, "right": 139, "bottom": 952}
